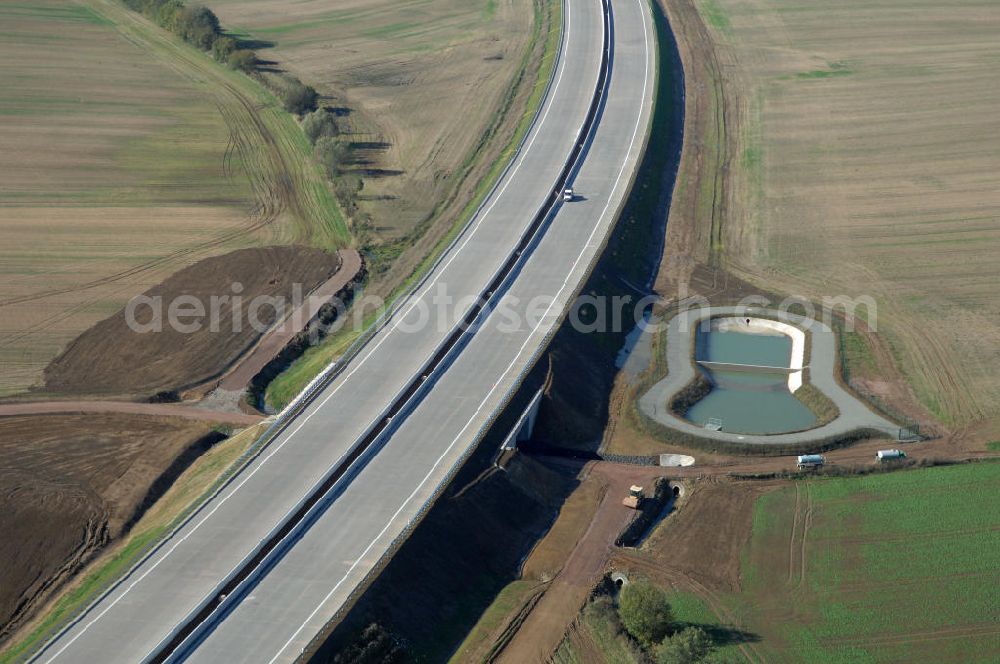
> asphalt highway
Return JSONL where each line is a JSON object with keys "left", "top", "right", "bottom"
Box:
{"left": 29, "top": 0, "right": 651, "bottom": 661}
{"left": 183, "top": 0, "right": 656, "bottom": 660}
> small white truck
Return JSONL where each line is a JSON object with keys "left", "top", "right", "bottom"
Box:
{"left": 562, "top": 187, "right": 575, "bottom": 202}
{"left": 797, "top": 454, "right": 825, "bottom": 470}
{"left": 876, "top": 449, "right": 906, "bottom": 462}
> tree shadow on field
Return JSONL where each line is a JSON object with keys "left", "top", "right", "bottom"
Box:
{"left": 234, "top": 36, "right": 276, "bottom": 51}
{"left": 324, "top": 106, "right": 351, "bottom": 117}
{"left": 254, "top": 60, "right": 284, "bottom": 74}
{"left": 676, "top": 622, "right": 761, "bottom": 647}
{"left": 356, "top": 194, "right": 399, "bottom": 202}
{"left": 343, "top": 141, "right": 392, "bottom": 168}
{"left": 353, "top": 167, "right": 405, "bottom": 179}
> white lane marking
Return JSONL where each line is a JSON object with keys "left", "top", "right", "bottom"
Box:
{"left": 265, "top": 0, "right": 652, "bottom": 661}
{"left": 37, "top": 4, "right": 581, "bottom": 664}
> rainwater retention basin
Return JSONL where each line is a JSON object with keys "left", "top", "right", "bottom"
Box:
{"left": 685, "top": 318, "right": 816, "bottom": 434}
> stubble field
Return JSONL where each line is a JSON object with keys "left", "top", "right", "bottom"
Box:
{"left": 685, "top": 0, "right": 1000, "bottom": 427}
{"left": 0, "top": 0, "right": 351, "bottom": 398}
{"left": 207, "top": 0, "right": 536, "bottom": 245}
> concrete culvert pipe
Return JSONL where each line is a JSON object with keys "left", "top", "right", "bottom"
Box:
{"left": 659, "top": 453, "right": 695, "bottom": 467}
{"left": 610, "top": 572, "right": 629, "bottom": 589}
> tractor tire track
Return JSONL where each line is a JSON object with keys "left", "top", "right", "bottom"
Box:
{"left": 797, "top": 484, "right": 813, "bottom": 592}
{"left": 786, "top": 483, "right": 801, "bottom": 586}
{"left": 0, "top": 0, "right": 325, "bottom": 311}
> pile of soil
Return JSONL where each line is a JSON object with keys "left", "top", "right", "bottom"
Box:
{"left": 0, "top": 413, "right": 219, "bottom": 640}
{"left": 42, "top": 246, "right": 341, "bottom": 397}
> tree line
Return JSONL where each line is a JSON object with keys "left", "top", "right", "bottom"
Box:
{"left": 120, "top": 0, "right": 360, "bottom": 214}
{"left": 588, "top": 579, "right": 746, "bottom": 663}
{"left": 121, "top": 0, "right": 321, "bottom": 115}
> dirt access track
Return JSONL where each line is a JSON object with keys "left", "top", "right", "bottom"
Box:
{"left": 494, "top": 461, "right": 671, "bottom": 663}
{"left": 0, "top": 402, "right": 262, "bottom": 426}
{"left": 0, "top": 247, "right": 360, "bottom": 423}
{"left": 216, "top": 249, "right": 363, "bottom": 393}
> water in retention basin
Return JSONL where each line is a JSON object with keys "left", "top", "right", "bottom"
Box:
{"left": 686, "top": 328, "right": 816, "bottom": 434}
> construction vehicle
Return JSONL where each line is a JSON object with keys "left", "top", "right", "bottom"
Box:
{"left": 876, "top": 449, "right": 906, "bottom": 462}
{"left": 797, "top": 454, "right": 825, "bottom": 470}
{"left": 623, "top": 485, "right": 644, "bottom": 509}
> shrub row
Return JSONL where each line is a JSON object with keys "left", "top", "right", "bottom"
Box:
{"left": 123, "top": 0, "right": 258, "bottom": 71}
{"left": 124, "top": 0, "right": 365, "bottom": 241}
{"left": 122, "top": 0, "right": 354, "bottom": 199}
{"left": 124, "top": 0, "right": 328, "bottom": 117}
{"left": 267, "top": 75, "right": 321, "bottom": 115}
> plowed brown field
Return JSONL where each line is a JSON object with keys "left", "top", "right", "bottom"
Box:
{"left": 0, "top": 413, "right": 219, "bottom": 640}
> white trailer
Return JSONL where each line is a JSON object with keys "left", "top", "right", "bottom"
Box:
{"left": 876, "top": 449, "right": 906, "bottom": 461}
{"left": 797, "top": 454, "right": 825, "bottom": 469}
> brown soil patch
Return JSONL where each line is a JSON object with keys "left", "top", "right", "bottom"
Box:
{"left": 496, "top": 462, "right": 672, "bottom": 663}
{"left": 215, "top": 249, "right": 362, "bottom": 392}
{"left": 0, "top": 413, "right": 219, "bottom": 639}
{"left": 41, "top": 246, "right": 341, "bottom": 398}
{"left": 521, "top": 465, "right": 609, "bottom": 582}
{"left": 608, "top": 478, "right": 779, "bottom": 664}
{"left": 617, "top": 477, "right": 775, "bottom": 595}
{"left": 0, "top": 401, "right": 262, "bottom": 426}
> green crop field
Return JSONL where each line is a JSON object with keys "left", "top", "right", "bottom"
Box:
{"left": 735, "top": 463, "right": 1000, "bottom": 662}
